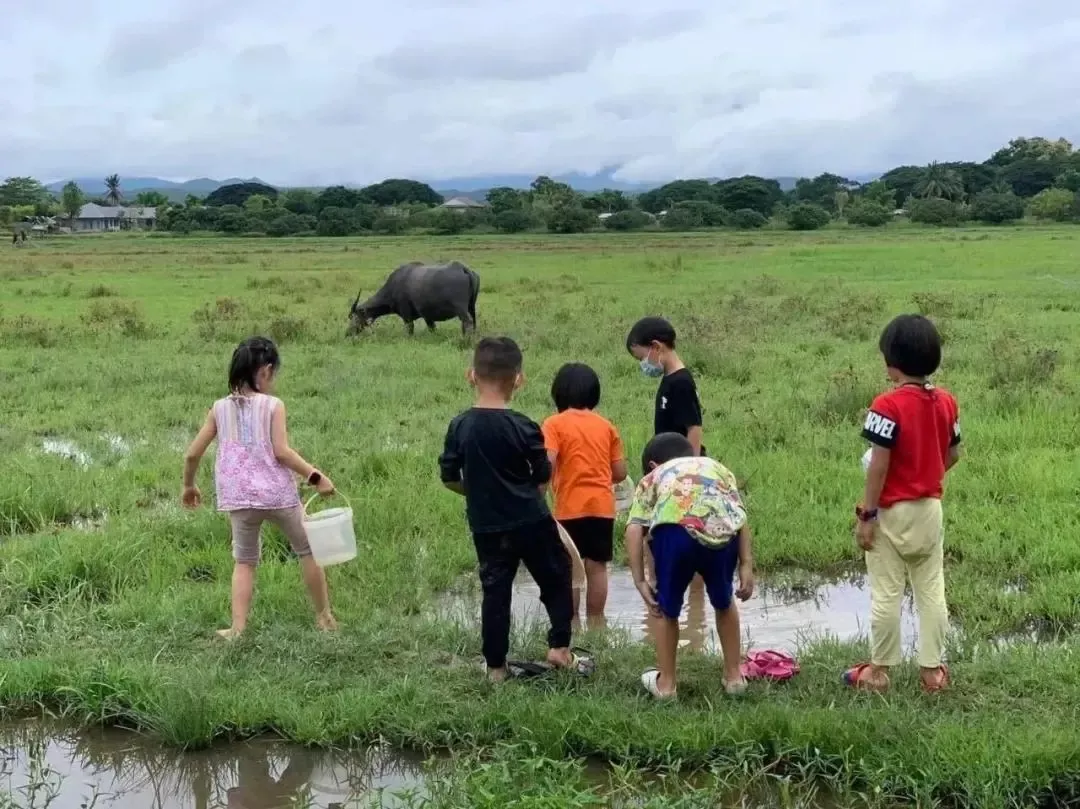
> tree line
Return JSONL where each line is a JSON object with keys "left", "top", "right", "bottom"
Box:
{"left": 4, "top": 137, "right": 1080, "bottom": 237}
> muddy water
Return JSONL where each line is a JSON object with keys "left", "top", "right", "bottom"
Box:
{"left": 0, "top": 722, "right": 423, "bottom": 808}
{"left": 443, "top": 568, "right": 920, "bottom": 655}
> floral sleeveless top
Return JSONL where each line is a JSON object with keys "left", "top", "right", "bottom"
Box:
{"left": 213, "top": 393, "right": 300, "bottom": 511}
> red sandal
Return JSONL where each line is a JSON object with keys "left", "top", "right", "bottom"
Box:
{"left": 842, "top": 662, "right": 889, "bottom": 692}
{"left": 921, "top": 665, "right": 950, "bottom": 693}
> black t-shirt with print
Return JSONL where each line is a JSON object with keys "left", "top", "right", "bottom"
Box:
{"left": 654, "top": 368, "right": 707, "bottom": 456}
{"left": 438, "top": 407, "right": 552, "bottom": 534}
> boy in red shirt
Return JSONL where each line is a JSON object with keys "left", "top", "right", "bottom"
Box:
{"left": 846, "top": 314, "right": 961, "bottom": 694}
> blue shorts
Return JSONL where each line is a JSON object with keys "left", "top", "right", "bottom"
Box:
{"left": 650, "top": 524, "right": 739, "bottom": 619}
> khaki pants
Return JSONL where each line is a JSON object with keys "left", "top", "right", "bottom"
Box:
{"left": 866, "top": 498, "right": 948, "bottom": 668}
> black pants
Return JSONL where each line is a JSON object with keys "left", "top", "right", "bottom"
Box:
{"left": 472, "top": 517, "right": 573, "bottom": 669}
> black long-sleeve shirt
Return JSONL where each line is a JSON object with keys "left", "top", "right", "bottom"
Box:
{"left": 439, "top": 407, "right": 552, "bottom": 534}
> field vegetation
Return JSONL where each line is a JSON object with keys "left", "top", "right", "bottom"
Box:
{"left": 1, "top": 227, "right": 1079, "bottom": 806}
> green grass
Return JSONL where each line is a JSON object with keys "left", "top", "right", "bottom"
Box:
{"left": 2, "top": 228, "right": 1080, "bottom": 807}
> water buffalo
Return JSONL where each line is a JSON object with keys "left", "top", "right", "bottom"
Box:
{"left": 347, "top": 261, "right": 480, "bottom": 337}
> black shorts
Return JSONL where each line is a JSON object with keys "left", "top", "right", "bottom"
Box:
{"left": 559, "top": 517, "right": 615, "bottom": 563}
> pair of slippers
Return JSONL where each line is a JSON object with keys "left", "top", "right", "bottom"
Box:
{"left": 640, "top": 669, "right": 747, "bottom": 700}
{"left": 843, "top": 662, "right": 950, "bottom": 693}
{"left": 499, "top": 647, "right": 596, "bottom": 680}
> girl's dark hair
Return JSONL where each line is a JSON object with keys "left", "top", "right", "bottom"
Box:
{"left": 878, "top": 314, "right": 941, "bottom": 377}
{"left": 229, "top": 336, "right": 280, "bottom": 393}
{"left": 640, "top": 432, "right": 694, "bottom": 475}
{"left": 551, "top": 363, "right": 601, "bottom": 411}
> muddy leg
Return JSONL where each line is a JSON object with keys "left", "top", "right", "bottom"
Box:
{"left": 424, "top": 318, "right": 437, "bottom": 331}
{"left": 404, "top": 319, "right": 415, "bottom": 335}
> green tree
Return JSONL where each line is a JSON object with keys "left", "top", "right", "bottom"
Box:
{"left": 0, "top": 176, "right": 49, "bottom": 207}
{"left": 713, "top": 176, "right": 783, "bottom": 217}
{"left": 206, "top": 182, "right": 278, "bottom": 207}
{"left": 729, "top": 208, "right": 767, "bottom": 229}
{"left": 431, "top": 207, "right": 468, "bottom": 235}
{"left": 662, "top": 207, "right": 703, "bottom": 230}
{"left": 583, "top": 189, "right": 631, "bottom": 213}
{"left": 545, "top": 203, "right": 594, "bottom": 234}
{"left": 603, "top": 209, "right": 652, "bottom": 231}
{"left": 60, "top": 181, "right": 85, "bottom": 223}
{"left": 1026, "top": 187, "right": 1075, "bottom": 222}
{"left": 372, "top": 213, "right": 407, "bottom": 234}
{"left": 0, "top": 206, "right": 13, "bottom": 226}
{"left": 834, "top": 189, "right": 850, "bottom": 217}
{"left": 1054, "top": 170, "right": 1080, "bottom": 192}
{"left": 243, "top": 194, "right": 275, "bottom": 215}
{"left": 267, "top": 213, "right": 317, "bottom": 236}
{"left": 793, "top": 173, "right": 853, "bottom": 211}
{"left": 636, "top": 180, "right": 717, "bottom": 213}
{"left": 970, "top": 191, "right": 1025, "bottom": 224}
{"left": 861, "top": 180, "right": 897, "bottom": 209}
{"left": 281, "top": 188, "right": 317, "bottom": 215}
{"left": 316, "top": 206, "right": 357, "bottom": 236}
{"left": 104, "top": 174, "right": 123, "bottom": 205}
{"left": 485, "top": 186, "right": 528, "bottom": 214}
{"left": 1001, "top": 158, "right": 1061, "bottom": 198}
{"left": 845, "top": 199, "right": 892, "bottom": 227}
{"left": 915, "top": 163, "right": 964, "bottom": 200}
{"left": 878, "top": 166, "right": 925, "bottom": 203}
{"left": 672, "top": 200, "right": 727, "bottom": 226}
{"left": 494, "top": 209, "right": 534, "bottom": 233}
{"left": 358, "top": 179, "right": 442, "bottom": 207}
{"left": 988, "top": 136, "right": 1074, "bottom": 166}
{"left": 908, "top": 197, "right": 965, "bottom": 226}
{"left": 786, "top": 203, "right": 830, "bottom": 230}
{"left": 134, "top": 190, "right": 169, "bottom": 206}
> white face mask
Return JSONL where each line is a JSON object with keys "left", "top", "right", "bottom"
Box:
{"left": 639, "top": 348, "right": 663, "bottom": 378}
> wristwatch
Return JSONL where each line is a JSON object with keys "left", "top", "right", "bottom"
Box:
{"left": 855, "top": 505, "right": 878, "bottom": 522}
{"left": 307, "top": 470, "right": 322, "bottom": 486}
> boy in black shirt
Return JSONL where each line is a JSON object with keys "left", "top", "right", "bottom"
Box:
{"left": 626, "top": 317, "right": 706, "bottom": 457}
{"left": 439, "top": 336, "right": 591, "bottom": 682}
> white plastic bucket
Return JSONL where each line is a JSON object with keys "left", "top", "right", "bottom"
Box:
{"left": 303, "top": 493, "right": 357, "bottom": 567}
{"left": 613, "top": 477, "right": 635, "bottom": 513}
{"left": 555, "top": 521, "right": 586, "bottom": 591}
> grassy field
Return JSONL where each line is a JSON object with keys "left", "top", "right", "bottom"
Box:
{"left": 2, "top": 228, "right": 1080, "bottom": 807}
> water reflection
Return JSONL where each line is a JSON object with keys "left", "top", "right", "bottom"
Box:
{"left": 443, "top": 567, "right": 921, "bottom": 656}
{"left": 0, "top": 722, "right": 423, "bottom": 808}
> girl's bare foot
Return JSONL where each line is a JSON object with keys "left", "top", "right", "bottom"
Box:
{"left": 316, "top": 612, "right": 338, "bottom": 632}
{"left": 215, "top": 627, "right": 243, "bottom": 640}
{"left": 487, "top": 666, "right": 508, "bottom": 683}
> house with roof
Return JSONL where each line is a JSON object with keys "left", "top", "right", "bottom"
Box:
{"left": 439, "top": 196, "right": 488, "bottom": 211}
{"left": 69, "top": 203, "right": 157, "bottom": 232}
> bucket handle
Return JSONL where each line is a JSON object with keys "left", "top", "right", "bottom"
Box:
{"left": 303, "top": 491, "right": 351, "bottom": 516}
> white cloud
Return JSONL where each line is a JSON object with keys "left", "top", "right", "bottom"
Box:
{"left": 2, "top": 0, "right": 1079, "bottom": 185}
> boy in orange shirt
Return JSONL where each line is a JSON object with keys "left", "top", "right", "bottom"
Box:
{"left": 542, "top": 363, "right": 629, "bottom": 623}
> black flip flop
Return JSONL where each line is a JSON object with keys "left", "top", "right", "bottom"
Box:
{"left": 505, "top": 660, "right": 554, "bottom": 679}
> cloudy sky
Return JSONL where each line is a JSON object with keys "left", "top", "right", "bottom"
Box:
{"left": 4, "top": 0, "right": 1079, "bottom": 185}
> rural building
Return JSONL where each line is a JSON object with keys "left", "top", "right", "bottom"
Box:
{"left": 69, "top": 203, "right": 157, "bottom": 232}
{"left": 439, "top": 196, "right": 488, "bottom": 211}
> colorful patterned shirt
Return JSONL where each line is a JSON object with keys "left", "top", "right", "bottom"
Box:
{"left": 212, "top": 393, "right": 301, "bottom": 511}
{"left": 627, "top": 456, "right": 746, "bottom": 548}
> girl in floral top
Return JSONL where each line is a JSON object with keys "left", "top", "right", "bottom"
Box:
{"left": 182, "top": 336, "right": 337, "bottom": 639}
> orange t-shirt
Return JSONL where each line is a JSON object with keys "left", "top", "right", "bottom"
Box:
{"left": 541, "top": 409, "right": 625, "bottom": 521}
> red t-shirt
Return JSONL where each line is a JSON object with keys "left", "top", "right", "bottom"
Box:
{"left": 861, "top": 383, "right": 961, "bottom": 508}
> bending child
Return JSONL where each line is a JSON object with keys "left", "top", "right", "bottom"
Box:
{"left": 542, "top": 363, "right": 629, "bottom": 625}
{"left": 182, "top": 336, "right": 337, "bottom": 639}
{"left": 626, "top": 432, "right": 754, "bottom": 700}
{"left": 439, "top": 337, "right": 593, "bottom": 682}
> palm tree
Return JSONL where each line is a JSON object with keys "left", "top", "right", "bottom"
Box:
{"left": 915, "top": 163, "right": 963, "bottom": 201}
{"left": 104, "top": 174, "right": 123, "bottom": 205}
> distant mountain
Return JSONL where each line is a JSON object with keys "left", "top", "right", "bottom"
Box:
{"left": 41, "top": 171, "right": 883, "bottom": 202}
{"left": 44, "top": 176, "right": 273, "bottom": 200}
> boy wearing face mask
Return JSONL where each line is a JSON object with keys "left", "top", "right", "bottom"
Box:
{"left": 626, "top": 317, "right": 706, "bottom": 457}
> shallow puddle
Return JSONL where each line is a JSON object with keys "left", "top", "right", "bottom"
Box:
{"left": 0, "top": 722, "right": 424, "bottom": 808}
{"left": 443, "top": 568, "right": 920, "bottom": 655}
{"left": 41, "top": 438, "right": 92, "bottom": 467}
